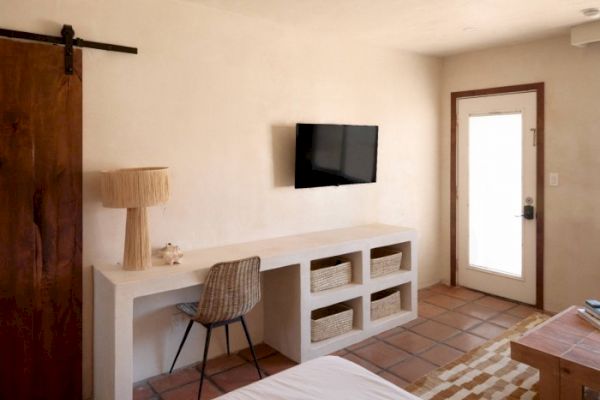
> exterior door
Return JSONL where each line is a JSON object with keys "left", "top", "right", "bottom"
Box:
{"left": 457, "top": 92, "right": 537, "bottom": 304}
{"left": 0, "top": 38, "right": 82, "bottom": 398}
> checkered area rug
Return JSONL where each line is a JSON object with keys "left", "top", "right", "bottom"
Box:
{"left": 406, "top": 313, "right": 549, "bottom": 400}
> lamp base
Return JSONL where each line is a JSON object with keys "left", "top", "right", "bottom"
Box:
{"left": 123, "top": 207, "right": 152, "bottom": 270}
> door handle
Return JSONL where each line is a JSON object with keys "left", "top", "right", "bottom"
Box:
{"left": 522, "top": 205, "right": 535, "bottom": 220}
{"left": 515, "top": 205, "right": 535, "bottom": 219}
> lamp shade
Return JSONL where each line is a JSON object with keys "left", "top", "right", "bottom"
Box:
{"left": 101, "top": 167, "right": 170, "bottom": 208}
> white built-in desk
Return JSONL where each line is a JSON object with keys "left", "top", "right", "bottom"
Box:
{"left": 93, "top": 224, "right": 417, "bottom": 400}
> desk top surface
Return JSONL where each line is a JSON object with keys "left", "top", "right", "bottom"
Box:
{"left": 93, "top": 223, "right": 415, "bottom": 289}
{"left": 512, "top": 306, "right": 600, "bottom": 372}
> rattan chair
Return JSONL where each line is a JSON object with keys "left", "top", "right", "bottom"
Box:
{"left": 169, "top": 256, "right": 263, "bottom": 399}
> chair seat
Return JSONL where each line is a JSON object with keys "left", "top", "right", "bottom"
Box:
{"left": 176, "top": 302, "right": 199, "bottom": 318}
{"left": 170, "top": 257, "right": 263, "bottom": 399}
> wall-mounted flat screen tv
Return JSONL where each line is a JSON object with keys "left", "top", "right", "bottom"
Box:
{"left": 295, "top": 123, "right": 378, "bottom": 189}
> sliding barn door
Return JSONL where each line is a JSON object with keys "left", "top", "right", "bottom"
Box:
{"left": 0, "top": 38, "right": 82, "bottom": 399}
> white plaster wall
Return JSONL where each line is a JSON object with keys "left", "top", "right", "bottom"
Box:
{"left": 440, "top": 35, "right": 600, "bottom": 313}
{"left": 0, "top": 0, "right": 442, "bottom": 396}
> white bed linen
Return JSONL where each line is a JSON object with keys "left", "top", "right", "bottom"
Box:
{"left": 218, "top": 356, "right": 421, "bottom": 400}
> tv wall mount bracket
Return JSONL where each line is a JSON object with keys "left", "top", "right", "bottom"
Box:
{"left": 0, "top": 24, "right": 137, "bottom": 75}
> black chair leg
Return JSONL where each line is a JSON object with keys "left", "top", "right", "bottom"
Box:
{"left": 225, "top": 324, "right": 231, "bottom": 356}
{"left": 240, "top": 316, "right": 262, "bottom": 379}
{"left": 169, "top": 320, "right": 194, "bottom": 373}
{"left": 198, "top": 324, "right": 213, "bottom": 400}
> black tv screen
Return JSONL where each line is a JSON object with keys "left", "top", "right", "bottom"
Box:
{"left": 295, "top": 123, "right": 378, "bottom": 189}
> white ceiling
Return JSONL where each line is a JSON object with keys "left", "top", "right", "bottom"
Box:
{"left": 191, "top": 0, "right": 600, "bottom": 55}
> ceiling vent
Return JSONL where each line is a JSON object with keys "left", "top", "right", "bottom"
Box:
{"left": 572, "top": 20, "right": 600, "bottom": 47}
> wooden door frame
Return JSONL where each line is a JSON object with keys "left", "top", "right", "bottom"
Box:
{"left": 450, "top": 82, "right": 545, "bottom": 309}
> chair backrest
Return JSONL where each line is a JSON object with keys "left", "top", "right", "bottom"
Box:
{"left": 196, "top": 256, "right": 261, "bottom": 324}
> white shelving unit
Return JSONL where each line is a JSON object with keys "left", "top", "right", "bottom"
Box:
{"left": 94, "top": 223, "right": 416, "bottom": 399}
{"left": 263, "top": 226, "right": 417, "bottom": 362}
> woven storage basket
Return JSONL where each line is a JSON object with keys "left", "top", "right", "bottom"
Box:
{"left": 370, "top": 248, "right": 402, "bottom": 278}
{"left": 370, "top": 289, "right": 401, "bottom": 321}
{"left": 310, "top": 257, "right": 352, "bottom": 292}
{"left": 311, "top": 303, "right": 353, "bottom": 342}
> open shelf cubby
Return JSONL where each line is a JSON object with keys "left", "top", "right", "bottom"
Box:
{"left": 369, "top": 282, "right": 413, "bottom": 322}
{"left": 310, "top": 251, "right": 363, "bottom": 291}
{"left": 310, "top": 297, "right": 363, "bottom": 351}
{"left": 370, "top": 241, "right": 412, "bottom": 279}
{"left": 311, "top": 297, "right": 363, "bottom": 335}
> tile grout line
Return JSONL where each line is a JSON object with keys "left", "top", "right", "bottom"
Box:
{"left": 142, "top": 357, "right": 253, "bottom": 397}
{"left": 420, "top": 300, "right": 523, "bottom": 332}
{"left": 426, "top": 286, "right": 539, "bottom": 311}
{"left": 150, "top": 349, "right": 280, "bottom": 396}
{"left": 206, "top": 374, "right": 228, "bottom": 396}
{"left": 343, "top": 293, "right": 520, "bottom": 388}
{"left": 138, "top": 285, "right": 537, "bottom": 397}
{"left": 342, "top": 289, "right": 526, "bottom": 386}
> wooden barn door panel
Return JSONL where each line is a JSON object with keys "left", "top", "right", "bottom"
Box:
{"left": 0, "top": 38, "right": 82, "bottom": 399}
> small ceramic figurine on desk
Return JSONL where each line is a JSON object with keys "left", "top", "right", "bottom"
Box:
{"left": 161, "top": 243, "right": 183, "bottom": 266}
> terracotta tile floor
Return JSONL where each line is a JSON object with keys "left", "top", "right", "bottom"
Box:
{"left": 134, "top": 284, "right": 536, "bottom": 399}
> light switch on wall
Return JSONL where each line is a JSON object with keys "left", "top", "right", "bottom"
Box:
{"left": 549, "top": 173, "right": 559, "bottom": 186}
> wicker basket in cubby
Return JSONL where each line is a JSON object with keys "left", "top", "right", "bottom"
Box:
{"left": 370, "top": 248, "right": 402, "bottom": 278}
{"left": 310, "top": 257, "right": 352, "bottom": 292}
{"left": 370, "top": 288, "right": 401, "bottom": 321}
{"left": 311, "top": 303, "right": 353, "bottom": 342}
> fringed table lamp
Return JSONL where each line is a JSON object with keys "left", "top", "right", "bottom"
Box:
{"left": 101, "top": 167, "right": 170, "bottom": 271}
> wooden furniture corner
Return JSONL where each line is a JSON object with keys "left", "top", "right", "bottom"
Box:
{"left": 511, "top": 306, "right": 600, "bottom": 399}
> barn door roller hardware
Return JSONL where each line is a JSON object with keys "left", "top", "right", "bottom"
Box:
{"left": 0, "top": 24, "right": 137, "bottom": 74}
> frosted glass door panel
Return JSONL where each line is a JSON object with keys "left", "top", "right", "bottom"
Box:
{"left": 468, "top": 114, "right": 522, "bottom": 277}
{"left": 457, "top": 91, "right": 537, "bottom": 304}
